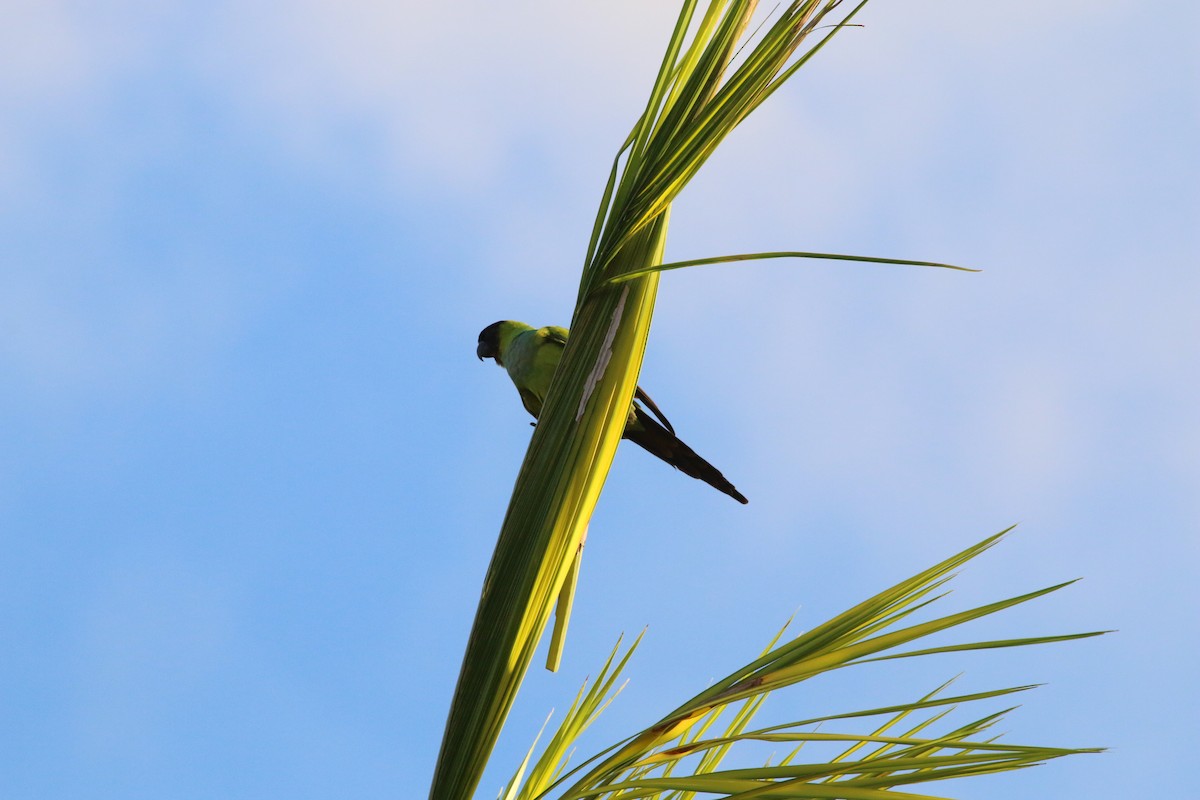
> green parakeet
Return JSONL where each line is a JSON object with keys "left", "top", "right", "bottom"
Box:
{"left": 477, "top": 320, "right": 748, "bottom": 504}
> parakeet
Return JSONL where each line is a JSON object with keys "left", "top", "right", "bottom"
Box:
{"left": 477, "top": 320, "right": 748, "bottom": 504}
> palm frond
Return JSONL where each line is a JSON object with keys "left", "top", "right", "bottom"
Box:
{"left": 604, "top": 251, "right": 977, "bottom": 287}
{"left": 505, "top": 634, "right": 644, "bottom": 800}
{"left": 494, "top": 531, "right": 1104, "bottom": 800}
{"left": 430, "top": 4, "right": 878, "bottom": 798}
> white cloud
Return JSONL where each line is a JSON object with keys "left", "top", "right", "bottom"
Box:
{"left": 0, "top": 1, "right": 97, "bottom": 105}
{"left": 3, "top": 0, "right": 1195, "bottom": 487}
{"left": 201, "top": 0, "right": 682, "bottom": 192}
{"left": 0, "top": 4, "right": 260, "bottom": 398}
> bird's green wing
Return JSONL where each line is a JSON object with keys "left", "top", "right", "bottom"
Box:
{"left": 542, "top": 326, "right": 569, "bottom": 346}
{"left": 504, "top": 326, "right": 569, "bottom": 421}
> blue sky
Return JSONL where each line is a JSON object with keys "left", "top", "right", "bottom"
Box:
{"left": 2, "top": 1, "right": 1197, "bottom": 797}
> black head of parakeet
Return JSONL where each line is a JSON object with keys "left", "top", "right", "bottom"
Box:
{"left": 477, "top": 321, "right": 504, "bottom": 363}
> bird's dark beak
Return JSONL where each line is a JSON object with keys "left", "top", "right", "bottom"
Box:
{"left": 476, "top": 341, "right": 491, "bottom": 361}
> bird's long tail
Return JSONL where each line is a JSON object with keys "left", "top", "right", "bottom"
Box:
{"left": 624, "top": 407, "right": 749, "bottom": 504}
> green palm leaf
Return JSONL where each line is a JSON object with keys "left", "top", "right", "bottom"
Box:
{"left": 500, "top": 533, "right": 1102, "bottom": 800}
